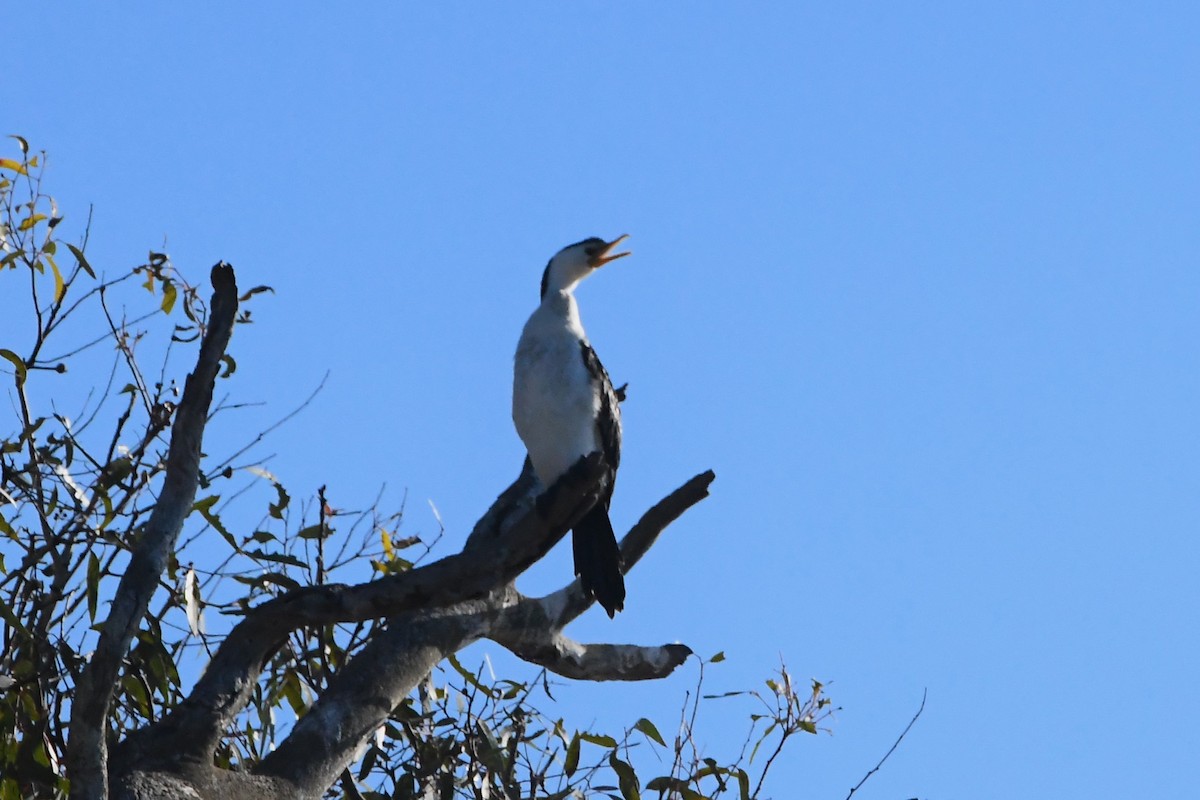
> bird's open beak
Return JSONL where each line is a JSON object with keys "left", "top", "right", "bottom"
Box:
{"left": 590, "top": 234, "right": 632, "bottom": 268}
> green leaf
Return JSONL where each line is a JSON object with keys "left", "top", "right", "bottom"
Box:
{"left": 0, "top": 349, "right": 27, "bottom": 387}
{"left": 749, "top": 721, "right": 777, "bottom": 763}
{"left": 121, "top": 673, "right": 151, "bottom": 716}
{"left": 0, "top": 595, "right": 31, "bottom": 639}
{"left": 245, "top": 549, "right": 306, "bottom": 568}
{"left": 646, "top": 777, "right": 682, "bottom": 792}
{"left": 474, "top": 720, "right": 507, "bottom": 774}
{"left": 580, "top": 732, "right": 618, "bottom": 748}
{"left": 634, "top": 717, "right": 665, "bottom": 747}
{"left": 66, "top": 243, "right": 96, "bottom": 278}
{"left": 257, "top": 572, "right": 300, "bottom": 592}
{"left": 648, "top": 778, "right": 707, "bottom": 799}
{"left": 564, "top": 733, "right": 581, "bottom": 777}
{"left": 135, "top": 630, "right": 178, "bottom": 699}
{"left": 245, "top": 467, "right": 290, "bottom": 520}
{"left": 98, "top": 488, "right": 115, "bottom": 530}
{"left": 296, "top": 524, "right": 325, "bottom": 540}
{"left": 193, "top": 495, "right": 238, "bottom": 550}
{"left": 710, "top": 651, "right": 726, "bottom": 663}
{"left": 446, "top": 653, "right": 496, "bottom": 696}
{"left": 19, "top": 416, "right": 44, "bottom": 443}
{"left": 357, "top": 744, "right": 378, "bottom": 781}
{"left": 232, "top": 571, "right": 301, "bottom": 592}
{"left": 87, "top": 553, "right": 100, "bottom": 623}
{"left": 161, "top": 280, "right": 177, "bottom": 314}
{"left": 238, "top": 285, "right": 275, "bottom": 301}
{"left": 193, "top": 494, "right": 219, "bottom": 514}
{"left": 269, "top": 483, "right": 289, "bottom": 519}
{"left": 98, "top": 456, "right": 133, "bottom": 489}
{"left": 497, "top": 678, "right": 525, "bottom": 699}
{"left": 608, "top": 751, "right": 640, "bottom": 800}
{"left": 46, "top": 254, "right": 65, "bottom": 303}
{"left": 281, "top": 670, "right": 307, "bottom": 713}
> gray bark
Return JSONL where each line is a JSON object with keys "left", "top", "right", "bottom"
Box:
{"left": 69, "top": 264, "right": 239, "bottom": 800}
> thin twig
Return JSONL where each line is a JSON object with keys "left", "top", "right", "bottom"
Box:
{"left": 845, "top": 689, "right": 927, "bottom": 800}
{"left": 205, "top": 370, "right": 329, "bottom": 475}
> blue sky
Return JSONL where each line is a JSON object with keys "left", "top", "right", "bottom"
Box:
{"left": 7, "top": 3, "right": 1200, "bottom": 797}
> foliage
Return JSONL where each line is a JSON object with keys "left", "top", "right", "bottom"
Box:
{"left": 0, "top": 141, "right": 832, "bottom": 799}
{"left": 0, "top": 137, "right": 228, "bottom": 797}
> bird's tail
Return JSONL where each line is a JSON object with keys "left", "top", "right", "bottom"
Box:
{"left": 572, "top": 504, "right": 626, "bottom": 617}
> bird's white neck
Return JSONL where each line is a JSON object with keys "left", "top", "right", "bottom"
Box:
{"left": 540, "top": 289, "right": 587, "bottom": 338}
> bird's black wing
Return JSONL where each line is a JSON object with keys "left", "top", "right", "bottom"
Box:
{"left": 575, "top": 340, "right": 626, "bottom": 616}
{"left": 579, "top": 340, "right": 622, "bottom": 481}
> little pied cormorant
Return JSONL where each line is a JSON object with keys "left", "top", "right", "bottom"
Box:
{"left": 512, "top": 235, "right": 631, "bottom": 617}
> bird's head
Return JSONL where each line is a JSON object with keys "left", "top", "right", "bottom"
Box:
{"left": 540, "top": 234, "right": 631, "bottom": 299}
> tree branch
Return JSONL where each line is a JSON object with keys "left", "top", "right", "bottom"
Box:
{"left": 254, "top": 606, "right": 491, "bottom": 794}
{"left": 252, "top": 468, "right": 713, "bottom": 795}
{"left": 548, "top": 470, "right": 715, "bottom": 625}
{"left": 115, "top": 455, "right": 605, "bottom": 772}
{"left": 68, "top": 264, "right": 238, "bottom": 800}
{"left": 493, "top": 631, "right": 693, "bottom": 682}
{"left": 486, "top": 470, "right": 715, "bottom": 680}
{"left": 112, "top": 436, "right": 712, "bottom": 799}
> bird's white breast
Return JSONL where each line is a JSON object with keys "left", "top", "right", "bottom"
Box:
{"left": 513, "top": 297, "right": 602, "bottom": 484}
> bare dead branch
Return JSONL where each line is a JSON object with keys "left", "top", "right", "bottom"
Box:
{"left": 68, "top": 263, "right": 239, "bottom": 800}
{"left": 491, "top": 630, "right": 693, "bottom": 682}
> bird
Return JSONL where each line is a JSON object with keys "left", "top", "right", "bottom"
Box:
{"left": 512, "top": 235, "right": 631, "bottom": 617}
